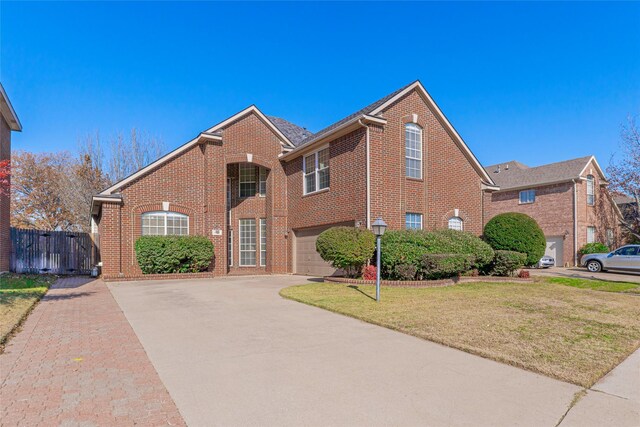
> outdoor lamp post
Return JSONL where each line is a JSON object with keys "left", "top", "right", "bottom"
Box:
{"left": 371, "top": 217, "right": 387, "bottom": 302}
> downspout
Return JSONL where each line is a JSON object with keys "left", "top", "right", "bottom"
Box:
{"left": 358, "top": 119, "right": 371, "bottom": 229}
{"left": 572, "top": 179, "right": 578, "bottom": 266}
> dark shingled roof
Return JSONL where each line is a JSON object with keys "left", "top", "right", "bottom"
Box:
{"left": 267, "top": 116, "right": 313, "bottom": 146}
{"left": 485, "top": 156, "right": 594, "bottom": 190}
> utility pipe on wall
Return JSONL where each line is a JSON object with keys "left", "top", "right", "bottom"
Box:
{"left": 358, "top": 119, "right": 371, "bottom": 229}
{"left": 572, "top": 179, "right": 578, "bottom": 266}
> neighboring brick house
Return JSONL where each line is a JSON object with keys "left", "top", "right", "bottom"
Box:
{"left": 92, "top": 81, "right": 498, "bottom": 279}
{"left": 0, "top": 84, "right": 22, "bottom": 273}
{"left": 483, "top": 156, "right": 623, "bottom": 267}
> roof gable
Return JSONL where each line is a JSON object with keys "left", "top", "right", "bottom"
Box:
{"left": 0, "top": 83, "right": 22, "bottom": 131}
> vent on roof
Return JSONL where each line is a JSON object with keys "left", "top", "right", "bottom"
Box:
{"left": 494, "top": 165, "right": 501, "bottom": 174}
{"left": 505, "top": 164, "right": 509, "bottom": 170}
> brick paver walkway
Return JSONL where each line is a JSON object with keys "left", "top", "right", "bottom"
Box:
{"left": 0, "top": 278, "right": 185, "bottom": 426}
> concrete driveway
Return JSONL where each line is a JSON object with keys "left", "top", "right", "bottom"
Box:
{"left": 108, "top": 275, "right": 588, "bottom": 426}
{"left": 529, "top": 267, "right": 640, "bottom": 283}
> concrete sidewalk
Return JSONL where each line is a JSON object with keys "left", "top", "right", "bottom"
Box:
{"left": 0, "top": 277, "right": 184, "bottom": 426}
{"left": 110, "top": 275, "right": 583, "bottom": 427}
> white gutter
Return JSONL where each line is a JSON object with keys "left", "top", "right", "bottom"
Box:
{"left": 358, "top": 119, "right": 371, "bottom": 229}
{"left": 572, "top": 179, "right": 578, "bottom": 266}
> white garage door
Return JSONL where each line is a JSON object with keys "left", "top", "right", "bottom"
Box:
{"left": 294, "top": 224, "right": 349, "bottom": 277}
{"left": 545, "top": 236, "right": 564, "bottom": 267}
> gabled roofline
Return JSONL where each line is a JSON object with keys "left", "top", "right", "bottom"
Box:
{"left": 0, "top": 83, "right": 22, "bottom": 131}
{"left": 99, "top": 105, "right": 292, "bottom": 195}
{"left": 579, "top": 155, "right": 608, "bottom": 183}
{"left": 280, "top": 114, "right": 386, "bottom": 160}
{"left": 99, "top": 132, "right": 222, "bottom": 195}
{"left": 369, "top": 80, "right": 494, "bottom": 185}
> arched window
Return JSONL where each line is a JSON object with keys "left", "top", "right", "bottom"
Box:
{"left": 405, "top": 123, "right": 422, "bottom": 179}
{"left": 586, "top": 175, "right": 595, "bottom": 206}
{"left": 448, "top": 217, "right": 463, "bottom": 231}
{"left": 142, "top": 212, "right": 189, "bottom": 236}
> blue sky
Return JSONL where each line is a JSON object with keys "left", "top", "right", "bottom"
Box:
{"left": 1, "top": 1, "right": 639, "bottom": 170}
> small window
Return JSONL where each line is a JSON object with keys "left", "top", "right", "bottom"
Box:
{"left": 606, "top": 229, "right": 614, "bottom": 248}
{"left": 405, "top": 123, "right": 422, "bottom": 179}
{"left": 260, "top": 218, "right": 267, "bottom": 267}
{"left": 587, "top": 226, "right": 596, "bottom": 244}
{"left": 519, "top": 190, "right": 536, "bottom": 204}
{"left": 405, "top": 213, "right": 423, "bottom": 230}
{"left": 303, "top": 147, "right": 330, "bottom": 195}
{"left": 239, "top": 164, "right": 256, "bottom": 198}
{"left": 259, "top": 167, "right": 267, "bottom": 196}
{"left": 239, "top": 219, "right": 256, "bottom": 266}
{"left": 141, "top": 212, "right": 189, "bottom": 236}
{"left": 586, "top": 175, "right": 595, "bottom": 206}
{"left": 448, "top": 217, "right": 463, "bottom": 231}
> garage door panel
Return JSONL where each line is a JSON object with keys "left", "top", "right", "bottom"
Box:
{"left": 545, "top": 236, "right": 564, "bottom": 267}
{"left": 294, "top": 223, "right": 351, "bottom": 276}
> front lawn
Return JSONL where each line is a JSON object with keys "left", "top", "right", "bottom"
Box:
{"left": 280, "top": 281, "right": 640, "bottom": 387}
{"left": 0, "top": 274, "right": 57, "bottom": 347}
{"left": 542, "top": 276, "right": 640, "bottom": 293}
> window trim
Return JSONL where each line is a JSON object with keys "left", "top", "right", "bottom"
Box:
{"left": 303, "top": 145, "right": 330, "bottom": 195}
{"left": 405, "top": 212, "right": 423, "bottom": 230}
{"left": 260, "top": 218, "right": 267, "bottom": 267}
{"left": 239, "top": 163, "right": 257, "bottom": 199}
{"left": 586, "top": 175, "right": 595, "bottom": 206}
{"left": 239, "top": 218, "right": 257, "bottom": 267}
{"left": 586, "top": 226, "right": 596, "bottom": 244}
{"left": 258, "top": 167, "right": 267, "bottom": 197}
{"left": 141, "top": 211, "right": 189, "bottom": 236}
{"left": 519, "top": 189, "right": 536, "bottom": 204}
{"left": 405, "top": 123, "right": 423, "bottom": 179}
{"left": 448, "top": 216, "right": 464, "bottom": 231}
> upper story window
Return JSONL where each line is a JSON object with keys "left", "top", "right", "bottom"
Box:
{"left": 448, "top": 217, "right": 463, "bottom": 231}
{"left": 586, "top": 175, "right": 595, "bottom": 206}
{"left": 303, "top": 147, "right": 330, "bottom": 195}
{"left": 405, "top": 123, "right": 423, "bottom": 179}
{"left": 239, "top": 163, "right": 256, "bottom": 198}
{"left": 405, "top": 213, "right": 423, "bottom": 230}
{"left": 259, "top": 167, "right": 267, "bottom": 196}
{"left": 587, "top": 226, "right": 596, "bottom": 243}
{"left": 519, "top": 189, "right": 536, "bottom": 204}
{"left": 141, "top": 211, "right": 189, "bottom": 236}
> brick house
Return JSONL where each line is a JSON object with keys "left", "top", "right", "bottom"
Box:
{"left": 483, "top": 156, "right": 623, "bottom": 267}
{"left": 0, "top": 84, "right": 22, "bottom": 273}
{"left": 92, "top": 81, "right": 498, "bottom": 279}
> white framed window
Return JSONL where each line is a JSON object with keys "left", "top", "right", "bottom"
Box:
{"left": 586, "top": 175, "right": 595, "bottom": 206}
{"left": 227, "top": 178, "right": 233, "bottom": 267}
{"left": 260, "top": 218, "right": 267, "bottom": 267}
{"left": 303, "top": 147, "right": 330, "bottom": 195}
{"left": 239, "top": 164, "right": 256, "bottom": 198}
{"left": 587, "top": 226, "right": 596, "bottom": 244}
{"left": 606, "top": 229, "right": 614, "bottom": 247}
{"left": 405, "top": 123, "right": 422, "bottom": 179}
{"left": 239, "top": 219, "right": 256, "bottom": 266}
{"left": 141, "top": 212, "right": 189, "bottom": 236}
{"left": 519, "top": 189, "right": 536, "bottom": 204}
{"left": 448, "top": 217, "right": 463, "bottom": 231}
{"left": 405, "top": 213, "right": 423, "bottom": 230}
{"left": 259, "top": 167, "right": 267, "bottom": 197}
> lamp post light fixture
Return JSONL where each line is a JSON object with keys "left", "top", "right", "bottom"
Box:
{"left": 371, "top": 217, "right": 387, "bottom": 302}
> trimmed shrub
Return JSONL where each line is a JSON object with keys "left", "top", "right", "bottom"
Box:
{"left": 518, "top": 269, "right": 530, "bottom": 279}
{"left": 421, "top": 253, "right": 473, "bottom": 279}
{"left": 316, "top": 227, "right": 376, "bottom": 278}
{"left": 483, "top": 213, "right": 546, "bottom": 266}
{"left": 135, "top": 236, "right": 214, "bottom": 274}
{"left": 380, "top": 229, "right": 494, "bottom": 279}
{"left": 394, "top": 264, "right": 418, "bottom": 281}
{"left": 484, "top": 250, "right": 527, "bottom": 276}
{"left": 579, "top": 242, "right": 610, "bottom": 255}
{"left": 363, "top": 265, "right": 377, "bottom": 281}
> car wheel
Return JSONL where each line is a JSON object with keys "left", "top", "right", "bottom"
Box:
{"left": 586, "top": 260, "right": 602, "bottom": 273}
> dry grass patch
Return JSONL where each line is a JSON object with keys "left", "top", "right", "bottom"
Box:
{"left": 0, "top": 274, "right": 57, "bottom": 347}
{"left": 280, "top": 281, "right": 640, "bottom": 387}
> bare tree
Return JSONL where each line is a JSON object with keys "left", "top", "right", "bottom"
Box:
{"left": 107, "top": 128, "right": 164, "bottom": 182}
{"left": 607, "top": 115, "right": 640, "bottom": 240}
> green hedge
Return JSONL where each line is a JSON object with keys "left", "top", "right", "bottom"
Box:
{"left": 483, "top": 213, "right": 546, "bottom": 266}
{"left": 380, "top": 229, "right": 494, "bottom": 280}
{"left": 135, "top": 236, "right": 214, "bottom": 274}
{"left": 579, "top": 242, "right": 610, "bottom": 255}
{"left": 316, "top": 227, "right": 376, "bottom": 278}
{"left": 483, "top": 250, "right": 527, "bottom": 277}
{"left": 422, "top": 253, "right": 473, "bottom": 280}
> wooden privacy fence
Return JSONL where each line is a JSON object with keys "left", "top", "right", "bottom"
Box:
{"left": 10, "top": 228, "right": 99, "bottom": 275}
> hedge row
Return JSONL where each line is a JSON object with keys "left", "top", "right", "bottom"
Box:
{"left": 135, "top": 236, "right": 214, "bottom": 274}
{"left": 316, "top": 227, "right": 376, "bottom": 278}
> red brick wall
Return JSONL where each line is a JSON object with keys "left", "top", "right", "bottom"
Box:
{"left": 370, "top": 89, "right": 485, "bottom": 233}
{"left": 0, "top": 118, "right": 10, "bottom": 272}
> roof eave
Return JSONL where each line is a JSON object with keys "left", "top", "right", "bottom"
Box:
{"left": 91, "top": 194, "right": 123, "bottom": 215}
{"left": 0, "top": 83, "right": 22, "bottom": 131}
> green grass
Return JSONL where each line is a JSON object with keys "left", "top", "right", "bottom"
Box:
{"left": 0, "top": 274, "right": 57, "bottom": 347}
{"left": 542, "top": 277, "right": 640, "bottom": 293}
{"left": 281, "top": 280, "right": 640, "bottom": 388}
